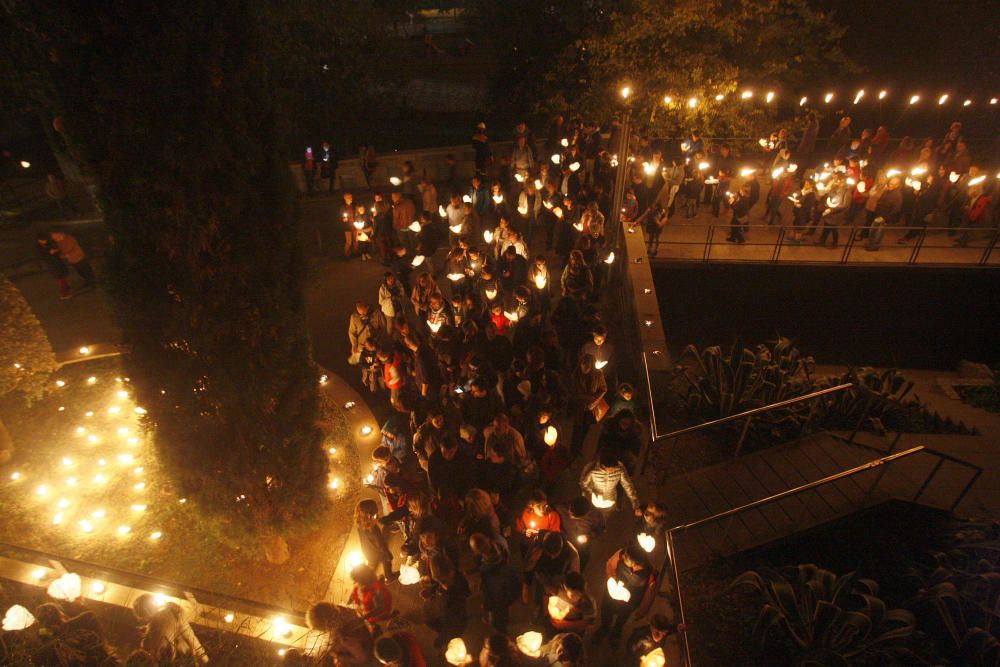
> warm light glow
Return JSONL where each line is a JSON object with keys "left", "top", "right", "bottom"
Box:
{"left": 273, "top": 616, "right": 293, "bottom": 638}
{"left": 991, "top": 98, "right": 998, "bottom": 105}
{"left": 447, "top": 273, "right": 464, "bottom": 282}
{"left": 788, "top": 163, "right": 798, "bottom": 173}
{"left": 697, "top": 161, "right": 710, "bottom": 171}
{"left": 714, "top": 93, "right": 724, "bottom": 101}
{"left": 878, "top": 90, "right": 888, "bottom": 100}
{"left": 550, "top": 154, "right": 561, "bottom": 164}
{"left": 607, "top": 578, "right": 632, "bottom": 602}
{"left": 799, "top": 96, "right": 807, "bottom": 106}
{"left": 360, "top": 424, "right": 374, "bottom": 436}
{"left": 483, "top": 229, "right": 493, "bottom": 243}
{"left": 55, "top": 380, "right": 66, "bottom": 388}
{"left": 687, "top": 97, "right": 697, "bottom": 108}
{"left": 591, "top": 493, "right": 615, "bottom": 508}
{"left": 765, "top": 91, "right": 775, "bottom": 103}
{"left": 131, "top": 504, "right": 147, "bottom": 512}
{"left": 560, "top": 138, "right": 569, "bottom": 147}
{"left": 90, "top": 581, "right": 106, "bottom": 595}
{"left": 544, "top": 425, "right": 558, "bottom": 446}
{"left": 547, "top": 595, "right": 571, "bottom": 621}
{"left": 595, "top": 359, "right": 608, "bottom": 370}
{"left": 640, "top": 647, "right": 667, "bottom": 667}
{"left": 968, "top": 175, "right": 986, "bottom": 187}
{"left": 224, "top": 613, "right": 235, "bottom": 623}
{"left": 118, "top": 525, "right": 131, "bottom": 535}
{"left": 909, "top": 94, "right": 920, "bottom": 105}
{"left": 886, "top": 168, "right": 901, "bottom": 178}
{"left": 150, "top": 531, "right": 162, "bottom": 540}
{"left": 79, "top": 346, "right": 91, "bottom": 355}
{"left": 663, "top": 95, "right": 672, "bottom": 105}
{"left": 949, "top": 172, "right": 960, "bottom": 183}
{"left": 389, "top": 176, "right": 401, "bottom": 186}
{"left": 620, "top": 85, "right": 631, "bottom": 99}
{"left": 10, "top": 472, "right": 21, "bottom": 481}
{"left": 346, "top": 550, "right": 366, "bottom": 570}
{"left": 853, "top": 89, "right": 864, "bottom": 104}
{"left": 604, "top": 252, "right": 615, "bottom": 265}
{"left": 462, "top": 195, "right": 472, "bottom": 203}
{"left": 79, "top": 520, "right": 94, "bottom": 533}
{"left": 938, "top": 93, "right": 949, "bottom": 105}
{"left": 740, "top": 167, "right": 756, "bottom": 178}
{"left": 772, "top": 167, "right": 784, "bottom": 180}
{"left": 407, "top": 221, "right": 421, "bottom": 233}
{"left": 3, "top": 605, "right": 36, "bottom": 631}
{"left": 398, "top": 563, "right": 421, "bottom": 585}
{"left": 445, "top": 637, "right": 470, "bottom": 665}
{"left": 741, "top": 90, "right": 753, "bottom": 100}
{"left": 637, "top": 532, "right": 656, "bottom": 553}
{"left": 642, "top": 162, "right": 656, "bottom": 176}
{"left": 911, "top": 166, "right": 927, "bottom": 176}
{"left": 19, "top": 160, "right": 31, "bottom": 169}
{"left": 577, "top": 534, "right": 589, "bottom": 544}
{"left": 411, "top": 255, "right": 425, "bottom": 267}
{"left": 36, "top": 484, "right": 48, "bottom": 497}
{"left": 516, "top": 631, "right": 543, "bottom": 657}
{"left": 438, "top": 205, "right": 447, "bottom": 217}
{"left": 534, "top": 273, "right": 547, "bottom": 290}
{"left": 86, "top": 376, "right": 97, "bottom": 385}
{"left": 493, "top": 194, "right": 504, "bottom": 204}
{"left": 824, "top": 92, "right": 834, "bottom": 103}
{"left": 963, "top": 99, "right": 972, "bottom": 107}
{"left": 569, "top": 161, "right": 581, "bottom": 172}
{"left": 47, "top": 574, "right": 82, "bottom": 601}
{"left": 449, "top": 224, "right": 463, "bottom": 234}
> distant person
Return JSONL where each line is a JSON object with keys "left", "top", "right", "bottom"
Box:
{"left": 319, "top": 141, "right": 337, "bottom": 193}
{"left": 36, "top": 231, "right": 72, "bottom": 299}
{"left": 49, "top": 230, "right": 96, "bottom": 291}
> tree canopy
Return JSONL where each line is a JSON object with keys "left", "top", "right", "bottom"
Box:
{"left": 494, "top": 0, "right": 854, "bottom": 137}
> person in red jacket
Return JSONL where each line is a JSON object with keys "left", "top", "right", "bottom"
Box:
{"left": 516, "top": 489, "right": 562, "bottom": 537}
{"left": 348, "top": 564, "right": 393, "bottom": 624}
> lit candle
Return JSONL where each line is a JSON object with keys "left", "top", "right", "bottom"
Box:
{"left": 606, "top": 577, "right": 632, "bottom": 602}
{"left": 516, "top": 631, "right": 543, "bottom": 657}
{"left": 637, "top": 532, "right": 656, "bottom": 553}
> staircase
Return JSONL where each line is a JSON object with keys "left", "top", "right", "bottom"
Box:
{"left": 654, "top": 432, "right": 983, "bottom": 572}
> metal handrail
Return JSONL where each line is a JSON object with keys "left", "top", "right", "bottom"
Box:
{"left": 663, "top": 445, "right": 926, "bottom": 667}
{"left": 651, "top": 383, "right": 854, "bottom": 442}
{"left": 645, "top": 221, "right": 1000, "bottom": 266}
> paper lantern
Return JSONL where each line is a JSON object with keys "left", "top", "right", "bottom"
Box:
{"left": 637, "top": 533, "right": 656, "bottom": 553}
{"left": 640, "top": 647, "right": 667, "bottom": 667}
{"left": 398, "top": 563, "right": 421, "bottom": 585}
{"left": 445, "top": 637, "right": 470, "bottom": 665}
{"left": 543, "top": 425, "right": 558, "bottom": 446}
{"left": 534, "top": 274, "right": 547, "bottom": 290}
{"left": 607, "top": 578, "right": 632, "bottom": 602}
{"left": 516, "top": 631, "right": 543, "bottom": 657}
{"left": 47, "top": 572, "right": 82, "bottom": 601}
{"left": 547, "top": 595, "right": 571, "bottom": 621}
{"left": 3, "top": 605, "right": 36, "bottom": 631}
{"left": 591, "top": 493, "right": 615, "bottom": 509}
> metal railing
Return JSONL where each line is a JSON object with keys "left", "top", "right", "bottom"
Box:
{"left": 645, "top": 222, "right": 1000, "bottom": 266}
{"left": 640, "top": 353, "right": 985, "bottom": 666}
{"left": 662, "top": 445, "right": 924, "bottom": 666}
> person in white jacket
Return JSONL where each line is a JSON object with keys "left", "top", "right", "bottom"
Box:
{"left": 378, "top": 272, "right": 405, "bottom": 330}
{"left": 579, "top": 447, "right": 640, "bottom": 526}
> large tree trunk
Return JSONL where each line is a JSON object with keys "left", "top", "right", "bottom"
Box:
{"left": 5, "top": 2, "right": 328, "bottom": 530}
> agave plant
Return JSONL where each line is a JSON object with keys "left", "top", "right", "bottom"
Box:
{"left": 678, "top": 337, "right": 818, "bottom": 441}
{"left": 907, "top": 525, "right": 1000, "bottom": 666}
{"left": 731, "top": 564, "right": 923, "bottom": 666}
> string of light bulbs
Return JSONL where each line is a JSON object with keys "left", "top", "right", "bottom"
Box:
{"left": 620, "top": 85, "right": 999, "bottom": 109}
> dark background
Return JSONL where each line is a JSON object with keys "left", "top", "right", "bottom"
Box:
{"left": 654, "top": 264, "right": 1000, "bottom": 370}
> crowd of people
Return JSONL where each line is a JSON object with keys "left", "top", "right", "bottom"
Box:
{"left": 618, "top": 115, "right": 996, "bottom": 254}
{"left": 311, "top": 117, "right": 682, "bottom": 665}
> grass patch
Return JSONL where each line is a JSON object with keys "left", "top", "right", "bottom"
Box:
{"left": 0, "top": 357, "right": 358, "bottom": 609}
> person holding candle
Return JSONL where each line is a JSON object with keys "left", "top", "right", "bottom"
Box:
{"left": 522, "top": 532, "right": 580, "bottom": 619}
{"left": 596, "top": 542, "right": 658, "bottom": 647}
{"left": 626, "top": 614, "right": 678, "bottom": 666}
{"left": 579, "top": 447, "right": 639, "bottom": 515}
{"left": 517, "top": 489, "right": 562, "bottom": 539}
{"left": 568, "top": 353, "right": 607, "bottom": 458}
{"left": 547, "top": 571, "right": 598, "bottom": 634}
{"left": 348, "top": 563, "right": 394, "bottom": 624}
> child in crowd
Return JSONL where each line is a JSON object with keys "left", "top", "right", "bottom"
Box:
{"left": 348, "top": 563, "right": 394, "bottom": 624}
{"left": 355, "top": 499, "right": 397, "bottom": 582}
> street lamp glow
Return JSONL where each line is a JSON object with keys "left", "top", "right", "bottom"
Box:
{"left": 765, "top": 91, "right": 775, "bottom": 103}
{"left": 938, "top": 94, "right": 949, "bottom": 105}
{"left": 799, "top": 96, "right": 807, "bottom": 106}
{"left": 663, "top": 95, "right": 672, "bottom": 105}
{"left": 963, "top": 99, "right": 972, "bottom": 107}
{"left": 823, "top": 92, "right": 834, "bottom": 103}
{"left": 714, "top": 93, "right": 724, "bottom": 101}
{"left": 740, "top": 90, "right": 753, "bottom": 99}
{"left": 620, "top": 85, "right": 631, "bottom": 99}
{"left": 687, "top": 97, "right": 697, "bottom": 108}
{"left": 878, "top": 90, "right": 888, "bottom": 100}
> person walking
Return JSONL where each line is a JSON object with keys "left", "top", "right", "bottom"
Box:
{"left": 49, "top": 231, "right": 96, "bottom": 290}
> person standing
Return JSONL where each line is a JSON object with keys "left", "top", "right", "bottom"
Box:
{"left": 596, "top": 542, "right": 658, "bottom": 647}
{"left": 726, "top": 184, "right": 752, "bottom": 244}
{"left": 35, "top": 232, "right": 72, "bottom": 299}
{"left": 816, "top": 175, "right": 851, "bottom": 248}
{"left": 417, "top": 176, "right": 438, "bottom": 220}
{"left": 360, "top": 144, "right": 378, "bottom": 190}
{"left": 339, "top": 191, "right": 360, "bottom": 258}
{"left": 49, "top": 231, "right": 96, "bottom": 290}
{"left": 472, "top": 122, "right": 492, "bottom": 177}
{"left": 392, "top": 191, "right": 417, "bottom": 253}
{"left": 319, "top": 141, "right": 337, "bottom": 193}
